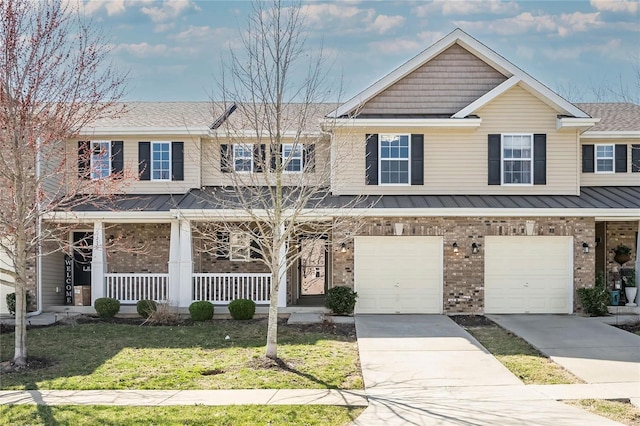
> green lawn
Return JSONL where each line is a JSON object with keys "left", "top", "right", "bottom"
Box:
{"left": 462, "top": 323, "right": 581, "bottom": 385}
{"left": 0, "top": 404, "right": 364, "bottom": 426}
{"left": 0, "top": 320, "right": 362, "bottom": 391}
{"left": 566, "top": 399, "right": 640, "bottom": 426}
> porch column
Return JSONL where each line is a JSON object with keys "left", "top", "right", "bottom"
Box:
{"left": 636, "top": 221, "right": 640, "bottom": 304}
{"left": 278, "top": 223, "right": 287, "bottom": 308}
{"left": 178, "top": 219, "right": 193, "bottom": 308}
{"left": 168, "top": 220, "right": 181, "bottom": 306}
{"left": 91, "top": 221, "right": 106, "bottom": 304}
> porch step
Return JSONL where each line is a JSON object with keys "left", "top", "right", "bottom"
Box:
{"left": 287, "top": 312, "right": 325, "bottom": 324}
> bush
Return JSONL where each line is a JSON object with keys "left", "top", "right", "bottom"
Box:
{"left": 577, "top": 272, "right": 609, "bottom": 317}
{"left": 189, "top": 301, "right": 214, "bottom": 321}
{"left": 6, "top": 291, "right": 32, "bottom": 316}
{"left": 143, "top": 303, "right": 179, "bottom": 326}
{"left": 228, "top": 299, "right": 256, "bottom": 320}
{"left": 325, "top": 286, "right": 358, "bottom": 315}
{"left": 136, "top": 299, "right": 157, "bottom": 318}
{"left": 94, "top": 297, "right": 120, "bottom": 318}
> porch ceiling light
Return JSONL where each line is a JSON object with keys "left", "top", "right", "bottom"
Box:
{"left": 582, "top": 242, "right": 589, "bottom": 253}
{"left": 452, "top": 242, "right": 459, "bottom": 253}
{"left": 340, "top": 242, "right": 347, "bottom": 253}
{"left": 471, "top": 242, "right": 479, "bottom": 254}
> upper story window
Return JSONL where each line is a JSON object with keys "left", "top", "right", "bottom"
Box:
{"left": 152, "top": 142, "right": 171, "bottom": 180}
{"left": 229, "top": 231, "right": 251, "bottom": 261}
{"left": 91, "top": 141, "right": 111, "bottom": 180}
{"left": 502, "top": 134, "right": 532, "bottom": 185}
{"left": 379, "top": 134, "right": 410, "bottom": 185}
{"left": 233, "top": 144, "right": 253, "bottom": 172}
{"left": 595, "top": 144, "right": 614, "bottom": 173}
{"left": 282, "top": 143, "right": 303, "bottom": 172}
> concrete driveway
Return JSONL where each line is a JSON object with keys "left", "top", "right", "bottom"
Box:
{"left": 489, "top": 314, "right": 640, "bottom": 384}
{"left": 353, "top": 315, "right": 623, "bottom": 425}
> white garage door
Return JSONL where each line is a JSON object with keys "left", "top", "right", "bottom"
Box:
{"left": 354, "top": 236, "right": 442, "bottom": 314}
{"left": 485, "top": 236, "right": 573, "bottom": 314}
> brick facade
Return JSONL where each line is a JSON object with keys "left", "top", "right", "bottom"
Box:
{"left": 106, "top": 223, "right": 171, "bottom": 273}
{"left": 332, "top": 216, "right": 596, "bottom": 314}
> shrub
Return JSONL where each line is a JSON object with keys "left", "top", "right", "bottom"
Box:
{"left": 143, "top": 303, "right": 179, "bottom": 326}
{"left": 136, "top": 299, "right": 157, "bottom": 318}
{"left": 228, "top": 298, "right": 256, "bottom": 320}
{"left": 6, "top": 291, "right": 32, "bottom": 316}
{"left": 325, "top": 286, "right": 358, "bottom": 315}
{"left": 577, "top": 272, "right": 609, "bottom": 317}
{"left": 189, "top": 301, "right": 214, "bottom": 321}
{"left": 94, "top": 297, "right": 120, "bottom": 318}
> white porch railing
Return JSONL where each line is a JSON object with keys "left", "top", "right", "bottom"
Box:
{"left": 105, "top": 273, "right": 170, "bottom": 304}
{"left": 192, "top": 273, "right": 271, "bottom": 304}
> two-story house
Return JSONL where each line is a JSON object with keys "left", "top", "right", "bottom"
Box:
{"left": 22, "top": 28, "right": 639, "bottom": 316}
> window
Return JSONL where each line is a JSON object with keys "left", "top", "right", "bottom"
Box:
{"left": 282, "top": 143, "right": 303, "bottom": 172}
{"left": 91, "top": 141, "right": 111, "bottom": 179}
{"left": 502, "top": 134, "right": 532, "bottom": 184}
{"left": 152, "top": 142, "right": 171, "bottom": 180}
{"left": 233, "top": 144, "right": 253, "bottom": 172}
{"left": 595, "top": 144, "right": 614, "bottom": 173}
{"left": 229, "top": 231, "right": 250, "bottom": 261}
{"left": 379, "top": 134, "right": 410, "bottom": 185}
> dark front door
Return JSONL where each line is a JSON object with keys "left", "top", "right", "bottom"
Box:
{"left": 72, "top": 232, "right": 93, "bottom": 286}
{"left": 299, "top": 238, "right": 327, "bottom": 298}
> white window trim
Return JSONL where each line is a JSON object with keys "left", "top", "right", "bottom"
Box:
{"left": 378, "top": 134, "right": 411, "bottom": 186}
{"left": 594, "top": 143, "right": 615, "bottom": 174}
{"left": 229, "top": 231, "right": 251, "bottom": 262}
{"left": 501, "top": 133, "right": 533, "bottom": 186}
{"left": 233, "top": 143, "right": 254, "bottom": 173}
{"left": 282, "top": 143, "right": 303, "bottom": 173}
{"left": 90, "top": 140, "right": 111, "bottom": 180}
{"left": 151, "top": 141, "right": 171, "bottom": 181}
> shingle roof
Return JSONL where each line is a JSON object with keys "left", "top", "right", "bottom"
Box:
{"left": 575, "top": 103, "right": 640, "bottom": 132}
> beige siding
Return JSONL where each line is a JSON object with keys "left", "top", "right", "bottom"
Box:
{"left": 0, "top": 246, "right": 15, "bottom": 314}
{"left": 41, "top": 250, "right": 65, "bottom": 308}
{"left": 580, "top": 139, "right": 640, "bottom": 186}
{"left": 202, "top": 138, "right": 331, "bottom": 187}
{"left": 332, "top": 84, "right": 580, "bottom": 195}
{"left": 360, "top": 44, "right": 508, "bottom": 116}
{"left": 70, "top": 136, "right": 202, "bottom": 194}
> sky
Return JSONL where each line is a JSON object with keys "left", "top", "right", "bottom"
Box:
{"left": 79, "top": 0, "right": 640, "bottom": 103}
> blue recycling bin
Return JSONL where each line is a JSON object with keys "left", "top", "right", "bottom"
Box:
{"left": 610, "top": 290, "right": 620, "bottom": 306}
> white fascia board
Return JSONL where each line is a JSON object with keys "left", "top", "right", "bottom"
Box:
{"left": 330, "top": 118, "right": 482, "bottom": 128}
{"left": 80, "top": 127, "right": 211, "bottom": 137}
{"left": 452, "top": 77, "right": 521, "bottom": 118}
{"left": 557, "top": 117, "right": 600, "bottom": 130}
{"left": 581, "top": 131, "right": 640, "bottom": 139}
{"left": 43, "top": 211, "right": 174, "bottom": 223}
{"left": 209, "top": 129, "right": 322, "bottom": 138}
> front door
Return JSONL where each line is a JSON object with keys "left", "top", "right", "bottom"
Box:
{"left": 299, "top": 239, "right": 327, "bottom": 299}
{"left": 72, "top": 232, "right": 93, "bottom": 286}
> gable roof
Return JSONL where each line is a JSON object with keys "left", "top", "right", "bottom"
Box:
{"left": 328, "top": 28, "right": 590, "bottom": 119}
{"left": 575, "top": 103, "right": 640, "bottom": 132}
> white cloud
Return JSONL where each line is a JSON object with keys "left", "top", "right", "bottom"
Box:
{"left": 300, "top": 3, "right": 404, "bottom": 35}
{"left": 369, "top": 15, "right": 406, "bottom": 34}
{"left": 82, "top": 0, "right": 153, "bottom": 16}
{"left": 590, "top": 0, "right": 638, "bottom": 14}
{"left": 414, "top": 0, "right": 519, "bottom": 18}
{"left": 140, "top": 0, "right": 200, "bottom": 23}
{"left": 368, "top": 31, "right": 444, "bottom": 55}
{"left": 172, "top": 25, "right": 234, "bottom": 43}
{"left": 112, "top": 42, "right": 197, "bottom": 58}
{"left": 543, "top": 38, "right": 622, "bottom": 61}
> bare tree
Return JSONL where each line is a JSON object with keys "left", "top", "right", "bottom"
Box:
{"left": 0, "top": 0, "right": 128, "bottom": 366}
{"left": 194, "top": 0, "right": 365, "bottom": 359}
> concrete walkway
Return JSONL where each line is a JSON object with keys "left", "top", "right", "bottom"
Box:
{"left": 353, "top": 315, "right": 624, "bottom": 425}
{"left": 488, "top": 314, "right": 640, "bottom": 384}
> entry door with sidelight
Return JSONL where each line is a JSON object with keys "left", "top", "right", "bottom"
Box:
{"left": 299, "top": 239, "right": 327, "bottom": 297}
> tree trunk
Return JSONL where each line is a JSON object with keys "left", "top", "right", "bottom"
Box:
{"left": 13, "top": 279, "right": 27, "bottom": 366}
{"left": 265, "top": 268, "right": 279, "bottom": 359}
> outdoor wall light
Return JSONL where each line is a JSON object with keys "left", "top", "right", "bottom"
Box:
{"left": 452, "top": 242, "right": 459, "bottom": 253}
{"left": 471, "top": 242, "right": 479, "bottom": 254}
{"left": 582, "top": 242, "right": 589, "bottom": 253}
{"left": 340, "top": 242, "right": 347, "bottom": 253}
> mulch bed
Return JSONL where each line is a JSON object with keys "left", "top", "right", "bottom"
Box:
{"left": 613, "top": 323, "right": 640, "bottom": 334}
{"left": 0, "top": 356, "right": 56, "bottom": 374}
{"left": 449, "top": 315, "right": 495, "bottom": 327}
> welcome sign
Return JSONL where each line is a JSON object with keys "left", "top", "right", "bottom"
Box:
{"left": 64, "top": 255, "right": 73, "bottom": 305}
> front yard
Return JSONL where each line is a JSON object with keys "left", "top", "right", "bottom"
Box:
{"left": 0, "top": 317, "right": 363, "bottom": 391}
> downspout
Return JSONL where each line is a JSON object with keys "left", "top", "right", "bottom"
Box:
{"left": 27, "top": 136, "right": 43, "bottom": 317}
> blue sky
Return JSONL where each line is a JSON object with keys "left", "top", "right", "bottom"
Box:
{"left": 81, "top": 0, "right": 640, "bottom": 103}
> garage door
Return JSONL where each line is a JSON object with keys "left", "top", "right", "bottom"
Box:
{"left": 485, "top": 236, "right": 573, "bottom": 314}
{"left": 354, "top": 236, "right": 442, "bottom": 314}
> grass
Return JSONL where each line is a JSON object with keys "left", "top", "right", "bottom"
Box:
{"left": 0, "top": 319, "right": 362, "bottom": 391}
{"left": 462, "top": 323, "right": 581, "bottom": 385}
{"left": 566, "top": 399, "right": 640, "bottom": 426}
{"left": 0, "top": 404, "right": 364, "bottom": 426}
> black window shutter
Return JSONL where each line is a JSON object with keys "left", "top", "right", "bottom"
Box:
{"left": 615, "top": 144, "right": 627, "bottom": 173}
{"left": 78, "top": 141, "right": 90, "bottom": 180}
{"left": 304, "top": 144, "right": 315, "bottom": 173}
{"left": 632, "top": 145, "right": 640, "bottom": 173}
{"left": 216, "top": 231, "right": 229, "bottom": 259}
{"left": 487, "top": 134, "right": 501, "bottom": 185}
{"left": 582, "top": 145, "right": 594, "bottom": 173}
{"left": 254, "top": 144, "right": 265, "bottom": 173}
{"left": 111, "top": 141, "right": 124, "bottom": 176}
{"left": 410, "top": 134, "right": 424, "bottom": 185}
{"left": 220, "top": 144, "right": 231, "bottom": 173}
{"left": 171, "top": 142, "right": 184, "bottom": 181}
{"left": 138, "top": 142, "right": 151, "bottom": 181}
{"left": 270, "top": 145, "right": 278, "bottom": 171}
{"left": 365, "top": 134, "right": 379, "bottom": 185}
{"left": 533, "top": 134, "right": 546, "bottom": 185}
{"left": 250, "top": 237, "right": 262, "bottom": 259}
